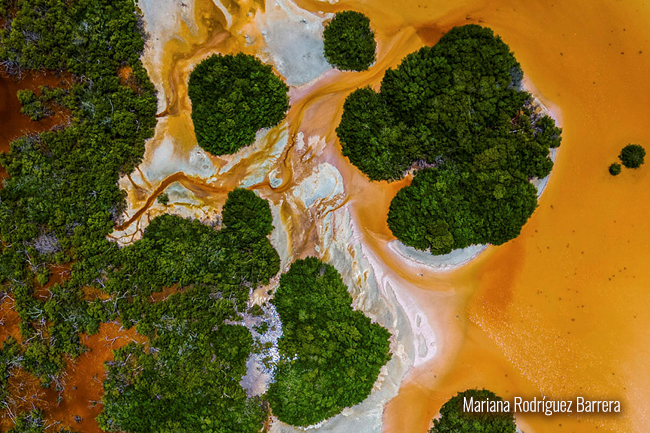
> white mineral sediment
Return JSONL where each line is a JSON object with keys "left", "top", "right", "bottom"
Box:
{"left": 138, "top": 0, "right": 198, "bottom": 112}
{"left": 240, "top": 300, "right": 284, "bottom": 397}
{"left": 250, "top": 0, "right": 332, "bottom": 86}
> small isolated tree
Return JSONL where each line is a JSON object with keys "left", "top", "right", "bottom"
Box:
{"left": 619, "top": 144, "right": 646, "bottom": 169}
{"left": 323, "top": 11, "right": 376, "bottom": 71}
{"left": 609, "top": 162, "right": 622, "bottom": 176}
{"left": 430, "top": 389, "right": 516, "bottom": 433}
{"left": 156, "top": 192, "right": 169, "bottom": 205}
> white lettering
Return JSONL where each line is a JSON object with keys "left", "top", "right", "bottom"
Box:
{"left": 514, "top": 397, "right": 522, "bottom": 413}
{"left": 463, "top": 397, "right": 475, "bottom": 413}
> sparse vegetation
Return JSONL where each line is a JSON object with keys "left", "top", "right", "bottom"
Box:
{"left": 8, "top": 409, "right": 79, "bottom": 433}
{"left": 156, "top": 192, "right": 169, "bottom": 205}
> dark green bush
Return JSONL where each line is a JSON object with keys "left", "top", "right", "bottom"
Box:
{"left": 221, "top": 188, "right": 274, "bottom": 239}
{"left": 619, "top": 144, "right": 645, "bottom": 168}
{"left": 188, "top": 53, "right": 289, "bottom": 155}
{"left": 609, "top": 162, "right": 622, "bottom": 176}
{"left": 323, "top": 11, "right": 376, "bottom": 71}
{"left": 156, "top": 192, "right": 169, "bottom": 205}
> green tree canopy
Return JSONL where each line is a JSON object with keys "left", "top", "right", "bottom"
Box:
{"left": 105, "top": 189, "right": 280, "bottom": 303}
{"left": 98, "top": 189, "right": 280, "bottom": 433}
{"left": 619, "top": 144, "right": 645, "bottom": 169}
{"left": 156, "top": 192, "right": 169, "bottom": 205}
{"left": 337, "top": 24, "right": 561, "bottom": 254}
{"left": 387, "top": 167, "right": 538, "bottom": 254}
{"left": 323, "top": 11, "right": 377, "bottom": 71}
{"left": 97, "top": 293, "right": 265, "bottom": 433}
{"left": 430, "top": 389, "right": 516, "bottom": 433}
{"left": 609, "top": 162, "right": 622, "bottom": 176}
{"left": 221, "top": 188, "right": 274, "bottom": 240}
{"left": 188, "top": 53, "right": 290, "bottom": 155}
{"left": 266, "top": 257, "right": 391, "bottom": 426}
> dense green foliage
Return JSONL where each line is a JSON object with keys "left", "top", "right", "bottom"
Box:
{"left": 221, "top": 188, "right": 274, "bottom": 240}
{"left": 0, "top": 0, "right": 146, "bottom": 73}
{"left": 267, "top": 258, "right": 391, "bottom": 426}
{"left": 430, "top": 389, "right": 516, "bottom": 433}
{"left": 188, "top": 53, "right": 289, "bottom": 155}
{"left": 104, "top": 191, "right": 279, "bottom": 302}
{"left": 323, "top": 11, "right": 376, "bottom": 71}
{"left": 98, "top": 292, "right": 265, "bottom": 433}
{"left": 609, "top": 162, "right": 622, "bottom": 176}
{"left": 98, "top": 189, "right": 279, "bottom": 433}
{"left": 337, "top": 25, "right": 561, "bottom": 254}
{"left": 0, "top": 0, "right": 158, "bottom": 391}
{"left": 388, "top": 168, "right": 538, "bottom": 253}
{"left": 619, "top": 144, "right": 645, "bottom": 169}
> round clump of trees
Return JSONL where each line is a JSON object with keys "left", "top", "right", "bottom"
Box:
{"left": 336, "top": 24, "right": 562, "bottom": 255}
{"left": 323, "top": 11, "right": 376, "bottom": 71}
{"left": 188, "top": 53, "right": 290, "bottom": 155}
{"left": 430, "top": 389, "right": 516, "bottom": 433}
{"left": 619, "top": 144, "right": 645, "bottom": 169}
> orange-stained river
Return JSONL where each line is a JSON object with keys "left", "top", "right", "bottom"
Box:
{"left": 2, "top": 0, "right": 650, "bottom": 432}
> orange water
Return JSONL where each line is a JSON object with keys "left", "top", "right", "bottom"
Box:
{"left": 0, "top": 71, "right": 69, "bottom": 181}
{"left": 369, "top": 0, "right": 650, "bottom": 432}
